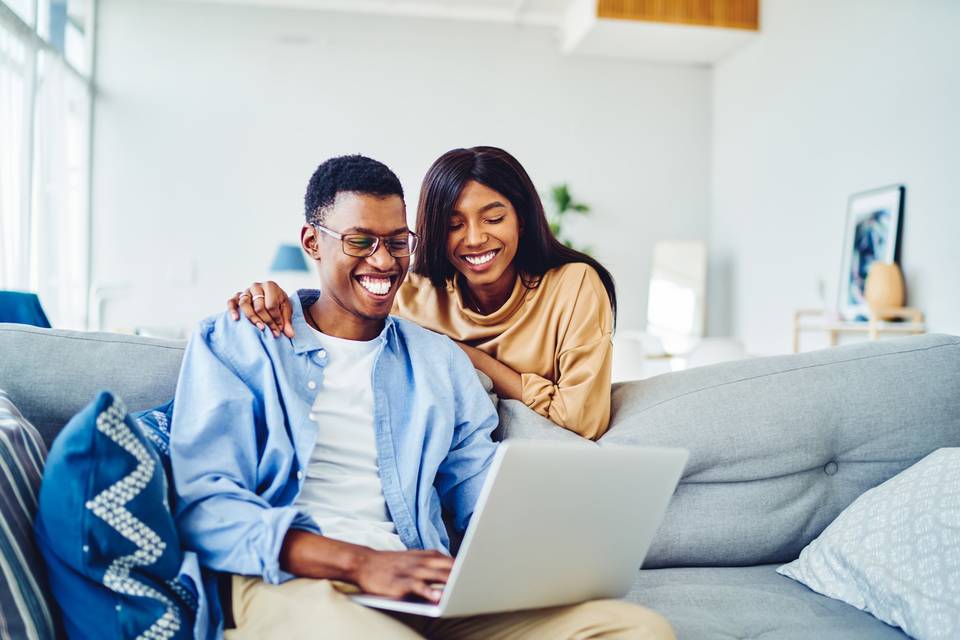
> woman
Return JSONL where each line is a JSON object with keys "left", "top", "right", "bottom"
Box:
{"left": 230, "top": 147, "right": 617, "bottom": 439}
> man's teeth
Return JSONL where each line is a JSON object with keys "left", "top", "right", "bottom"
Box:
{"left": 358, "top": 276, "right": 391, "bottom": 295}
{"left": 464, "top": 251, "right": 496, "bottom": 266}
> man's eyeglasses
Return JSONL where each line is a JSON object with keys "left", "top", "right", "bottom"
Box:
{"left": 314, "top": 224, "right": 419, "bottom": 258}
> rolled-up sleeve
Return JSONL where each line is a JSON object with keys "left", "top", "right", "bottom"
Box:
{"left": 171, "top": 319, "right": 317, "bottom": 584}
{"left": 520, "top": 268, "right": 613, "bottom": 440}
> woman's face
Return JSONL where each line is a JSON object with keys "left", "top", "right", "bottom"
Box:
{"left": 445, "top": 180, "right": 521, "bottom": 291}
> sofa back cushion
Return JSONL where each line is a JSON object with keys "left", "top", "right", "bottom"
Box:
{"left": 603, "top": 334, "right": 960, "bottom": 568}
{"left": 0, "top": 389, "right": 58, "bottom": 640}
{"left": 0, "top": 324, "right": 185, "bottom": 446}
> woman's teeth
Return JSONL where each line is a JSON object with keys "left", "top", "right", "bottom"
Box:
{"left": 358, "top": 275, "right": 391, "bottom": 295}
{"left": 464, "top": 251, "right": 496, "bottom": 266}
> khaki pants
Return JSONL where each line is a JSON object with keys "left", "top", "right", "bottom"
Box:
{"left": 225, "top": 576, "right": 675, "bottom": 640}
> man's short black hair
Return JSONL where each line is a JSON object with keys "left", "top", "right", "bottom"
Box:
{"left": 304, "top": 155, "right": 404, "bottom": 226}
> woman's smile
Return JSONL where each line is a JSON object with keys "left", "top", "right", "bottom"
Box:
{"left": 461, "top": 248, "right": 501, "bottom": 271}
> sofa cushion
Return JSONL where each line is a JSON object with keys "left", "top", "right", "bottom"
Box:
{"left": 34, "top": 391, "right": 196, "bottom": 639}
{"left": 0, "top": 324, "right": 185, "bottom": 446}
{"left": 0, "top": 389, "right": 58, "bottom": 639}
{"left": 627, "top": 564, "right": 908, "bottom": 639}
{"left": 603, "top": 334, "right": 960, "bottom": 568}
{"left": 494, "top": 398, "right": 595, "bottom": 444}
{"left": 778, "top": 447, "right": 960, "bottom": 640}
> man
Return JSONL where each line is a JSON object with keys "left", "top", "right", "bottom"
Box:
{"left": 171, "top": 155, "right": 673, "bottom": 639}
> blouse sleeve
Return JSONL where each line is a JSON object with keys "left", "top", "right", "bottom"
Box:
{"left": 520, "top": 266, "right": 613, "bottom": 440}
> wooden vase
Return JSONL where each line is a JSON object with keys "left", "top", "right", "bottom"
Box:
{"left": 864, "top": 262, "right": 905, "bottom": 319}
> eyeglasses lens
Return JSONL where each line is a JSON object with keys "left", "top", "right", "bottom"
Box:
{"left": 342, "top": 233, "right": 418, "bottom": 257}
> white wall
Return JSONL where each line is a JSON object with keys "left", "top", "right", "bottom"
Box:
{"left": 711, "top": 0, "right": 960, "bottom": 354}
{"left": 91, "top": 0, "right": 710, "bottom": 334}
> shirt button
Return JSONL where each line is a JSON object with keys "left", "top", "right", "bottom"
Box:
{"left": 308, "top": 412, "right": 317, "bottom": 421}
{"left": 307, "top": 380, "right": 317, "bottom": 390}
{"left": 297, "top": 471, "right": 304, "bottom": 480}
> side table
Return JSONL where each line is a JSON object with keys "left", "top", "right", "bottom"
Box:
{"left": 792, "top": 308, "right": 926, "bottom": 353}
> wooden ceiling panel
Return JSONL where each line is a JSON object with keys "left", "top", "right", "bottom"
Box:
{"left": 597, "top": 0, "right": 760, "bottom": 31}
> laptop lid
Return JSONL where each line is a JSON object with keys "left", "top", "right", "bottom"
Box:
{"left": 356, "top": 441, "right": 687, "bottom": 618}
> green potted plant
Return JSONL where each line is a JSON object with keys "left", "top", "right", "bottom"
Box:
{"left": 547, "top": 183, "right": 591, "bottom": 254}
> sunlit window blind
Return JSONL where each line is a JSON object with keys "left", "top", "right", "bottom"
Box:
{"left": 0, "top": 0, "right": 94, "bottom": 329}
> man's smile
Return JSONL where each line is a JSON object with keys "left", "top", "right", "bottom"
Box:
{"left": 355, "top": 273, "right": 398, "bottom": 298}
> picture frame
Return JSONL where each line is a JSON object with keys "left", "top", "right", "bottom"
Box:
{"left": 837, "top": 184, "right": 905, "bottom": 321}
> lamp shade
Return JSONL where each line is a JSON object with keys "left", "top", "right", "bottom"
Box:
{"left": 269, "top": 244, "right": 309, "bottom": 272}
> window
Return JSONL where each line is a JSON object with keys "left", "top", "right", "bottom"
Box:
{"left": 0, "top": 0, "right": 94, "bottom": 329}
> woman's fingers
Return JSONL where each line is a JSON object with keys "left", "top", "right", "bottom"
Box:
{"left": 238, "top": 293, "right": 259, "bottom": 327}
{"left": 227, "top": 293, "right": 241, "bottom": 320}
{"left": 279, "top": 297, "right": 296, "bottom": 338}
{"left": 262, "top": 281, "right": 287, "bottom": 337}
{"left": 238, "top": 283, "right": 267, "bottom": 331}
{"left": 248, "top": 282, "right": 275, "bottom": 333}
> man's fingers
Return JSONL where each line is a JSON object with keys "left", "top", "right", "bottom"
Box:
{"left": 407, "top": 550, "right": 450, "bottom": 558}
{"left": 407, "top": 551, "right": 454, "bottom": 566}
{"left": 409, "top": 565, "right": 451, "bottom": 584}
{"left": 420, "top": 558, "right": 454, "bottom": 573}
{"left": 405, "top": 579, "right": 443, "bottom": 603}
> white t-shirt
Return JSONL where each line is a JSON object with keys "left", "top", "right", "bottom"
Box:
{"left": 294, "top": 328, "right": 406, "bottom": 551}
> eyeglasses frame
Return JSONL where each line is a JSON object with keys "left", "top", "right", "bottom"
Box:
{"left": 313, "top": 224, "right": 419, "bottom": 258}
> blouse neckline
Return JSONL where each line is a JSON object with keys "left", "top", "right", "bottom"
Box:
{"left": 449, "top": 273, "right": 529, "bottom": 327}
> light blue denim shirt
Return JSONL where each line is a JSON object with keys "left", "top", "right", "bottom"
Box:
{"left": 170, "top": 291, "right": 499, "bottom": 591}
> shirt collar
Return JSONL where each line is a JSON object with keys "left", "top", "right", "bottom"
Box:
{"left": 290, "top": 290, "right": 397, "bottom": 354}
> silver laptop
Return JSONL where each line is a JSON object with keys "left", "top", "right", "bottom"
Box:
{"left": 351, "top": 440, "right": 688, "bottom": 618}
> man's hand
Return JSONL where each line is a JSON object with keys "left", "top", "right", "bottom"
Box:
{"left": 280, "top": 529, "right": 452, "bottom": 603}
{"left": 353, "top": 549, "right": 452, "bottom": 603}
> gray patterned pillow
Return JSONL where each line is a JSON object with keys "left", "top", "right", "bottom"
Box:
{"left": 778, "top": 447, "right": 960, "bottom": 640}
{"left": 0, "top": 389, "right": 58, "bottom": 639}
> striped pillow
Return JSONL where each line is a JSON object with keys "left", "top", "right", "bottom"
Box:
{"left": 0, "top": 389, "right": 58, "bottom": 640}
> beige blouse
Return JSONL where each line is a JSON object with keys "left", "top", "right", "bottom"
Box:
{"left": 392, "top": 263, "right": 613, "bottom": 440}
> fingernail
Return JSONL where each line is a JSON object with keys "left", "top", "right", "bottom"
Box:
{"left": 273, "top": 330, "right": 280, "bottom": 337}
{"left": 257, "top": 323, "right": 265, "bottom": 331}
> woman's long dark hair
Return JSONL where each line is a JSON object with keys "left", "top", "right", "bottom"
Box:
{"left": 412, "top": 146, "right": 617, "bottom": 325}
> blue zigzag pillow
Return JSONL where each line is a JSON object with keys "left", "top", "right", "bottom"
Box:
{"left": 35, "top": 391, "right": 196, "bottom": 639}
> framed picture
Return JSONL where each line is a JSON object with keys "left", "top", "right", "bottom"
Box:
{"left": 838, "top": 185, "right": 905, "bottom": 320}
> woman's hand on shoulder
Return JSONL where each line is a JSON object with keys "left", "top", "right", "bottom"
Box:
{"left": 227, "top": 281, "right": 295, "bottom": 338}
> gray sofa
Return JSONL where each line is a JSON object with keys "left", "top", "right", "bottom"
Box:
{"left": 2, "top": 322, "right": 959, "bottom": 639}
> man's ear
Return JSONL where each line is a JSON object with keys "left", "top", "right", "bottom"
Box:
{"left": 302, "top": 224, "right": 321, "bottom": 260}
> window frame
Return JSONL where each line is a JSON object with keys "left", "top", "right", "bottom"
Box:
{"left": 0, "top": 0, "right": 96, "bottom": 328}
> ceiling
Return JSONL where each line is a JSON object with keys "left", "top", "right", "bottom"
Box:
{"left": 169, "top": 0, "right": 573, "bottom": 27}
{"left": 165, "top": 0, "right": 759, "bottom": 64}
